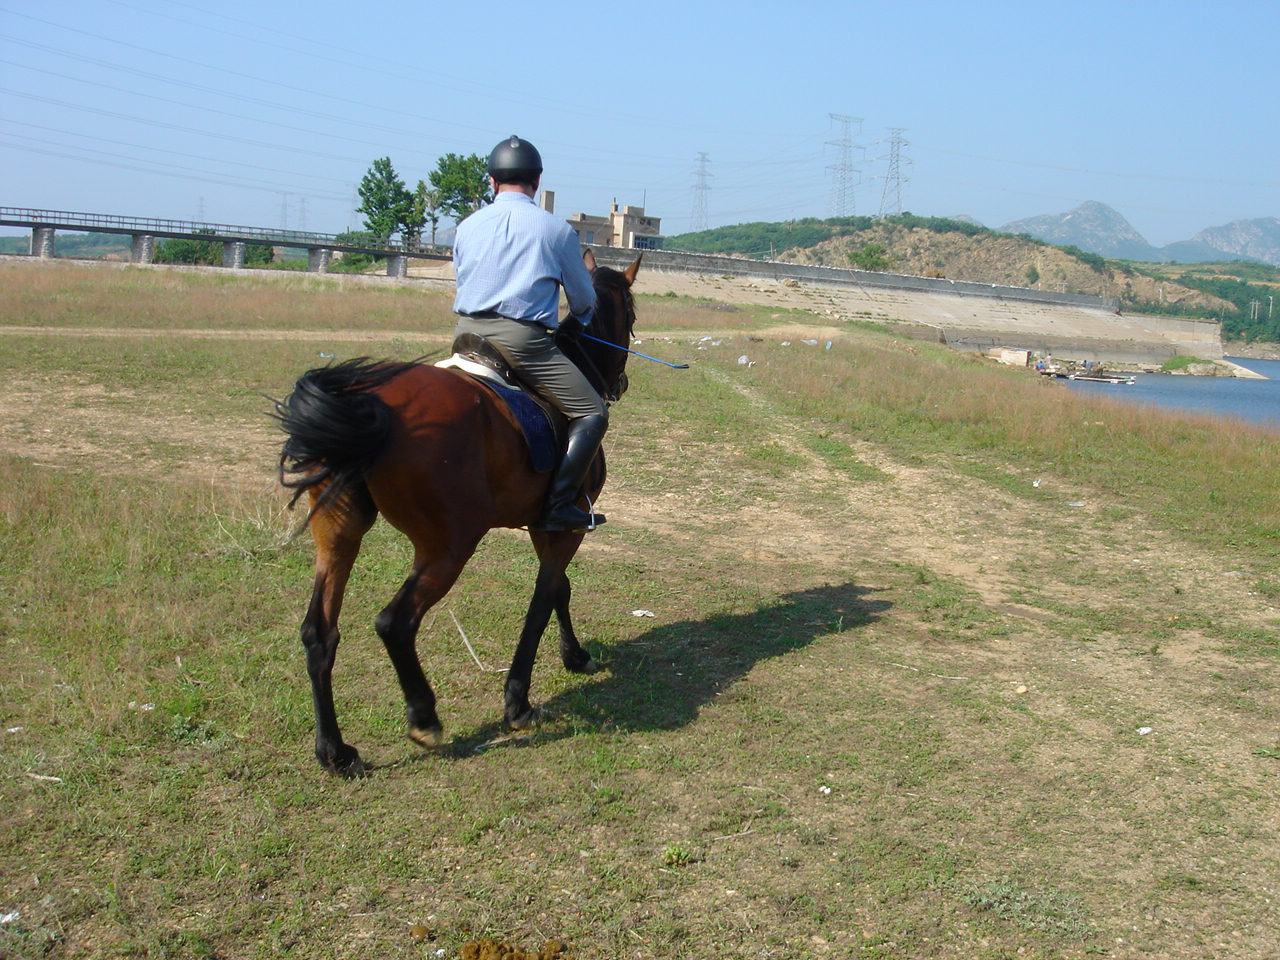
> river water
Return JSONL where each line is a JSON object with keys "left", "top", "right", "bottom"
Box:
{"left": 1060, "top": 357, "right": 1280, "bottom": 432}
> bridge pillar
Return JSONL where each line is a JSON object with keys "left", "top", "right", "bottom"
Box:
{"left": 130, "top": 235, "right": 156, "bottom": 264}
{"left": 221, "top": 241, "right": 246, "bottom": 269}
{"left": 386, "top": 254, "right": 408, "bottom": 278}
{"left": 31, "top": 227, "right": 55, "bottom": 258}
{"left": 307, "top": 248, "right": 332, "bottom": 273}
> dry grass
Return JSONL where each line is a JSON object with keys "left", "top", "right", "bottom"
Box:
{"left": 1, "top": 260, "right": 1278, "bottom": 960}
{"left": 0, "top": 259, "right": 457, "bottom": 332}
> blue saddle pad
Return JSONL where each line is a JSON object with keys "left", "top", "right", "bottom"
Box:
{"left": 482, "top": 381, "right": 558, "bottom": 473}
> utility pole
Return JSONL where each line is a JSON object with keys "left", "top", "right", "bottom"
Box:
{"left": 876, "top": 128, "right": 911, "bottom": 218}
{"left": 826, "top": 113, "right": 863, "bottom": 218}
{"left": 691, "top": 152, "right": 712, "bottom": 232}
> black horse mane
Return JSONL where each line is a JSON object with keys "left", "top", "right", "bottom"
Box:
{"left": 590, "top": 266, "right": 636, "bottom": 336}
{"left": 559, "top": 264, "right": 635, "bottom": 401}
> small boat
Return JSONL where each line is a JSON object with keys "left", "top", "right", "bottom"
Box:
{"left": 1066, "top": 373, "right": 1136, "bottom": 385}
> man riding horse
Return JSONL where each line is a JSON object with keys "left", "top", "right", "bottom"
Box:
{"left": 451, "top": 135, "right": 608, "bottom": 533}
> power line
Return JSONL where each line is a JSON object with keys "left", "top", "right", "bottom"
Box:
{"left": 0, "top": 87, "right": 364, "bottom": 164}
{"left": 0, "top": 60, "right": 443, "bottom": 162}
{"left": 0, "top": 138, "right": 348, "bottom": 201}
{"left": 0, "top": 118, "right": 351, "bottom": 186}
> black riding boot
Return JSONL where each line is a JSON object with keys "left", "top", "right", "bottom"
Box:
{"left": 534, "top": 413, "right": 608, "bottom": 532}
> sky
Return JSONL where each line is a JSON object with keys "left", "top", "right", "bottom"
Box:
{"left": 2, "top": 0, "right": 1277, "bottom": 247}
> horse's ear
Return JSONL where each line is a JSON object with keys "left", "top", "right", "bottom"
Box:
{"left": 582, "top": 248, "right": 597, "bottom": 272}
{"left": 623, "top": 254, "right": 642, "bottom": 287}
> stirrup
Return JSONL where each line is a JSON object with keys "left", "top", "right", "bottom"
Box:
{"left": 533, "top": 492, "right": 605, "bottom": 533}
{"left": 534, "top": 510, "right": 606, "bottom": 533}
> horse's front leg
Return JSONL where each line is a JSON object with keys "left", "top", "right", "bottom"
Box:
{"left": 506, "top": 532, "right": 590, "bottom": 728}
{"left": 529, "top": 529, "right": 597, "bottom": 675}
{"left": 375, "top": 550, "right": 473, "bottom": 749}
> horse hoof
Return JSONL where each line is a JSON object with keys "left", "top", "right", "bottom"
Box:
{"left": 407, "top": 725, "right": 444, "bottom": 749}
{"left": 566, "top": 656, "right": 598, "bottom": 675}
{"left": 506, "top": 705, "right": 552, "bottom": 731}
{"left": 338, "top": 756, "right": 368, "bottom": 779}
{"left": 320, "top": 744, "right": 367, "bottom": 778}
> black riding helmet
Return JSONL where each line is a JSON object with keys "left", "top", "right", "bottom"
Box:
{"left": 487, "top": 135, "right": 543, "bottom": 185}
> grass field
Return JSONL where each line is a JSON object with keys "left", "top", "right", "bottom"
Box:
{"left": 1, "top": 260, "right": 1278, "bottom": 959}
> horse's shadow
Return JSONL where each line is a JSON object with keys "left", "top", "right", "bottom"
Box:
{"left": 446, "top": 581, "right": 890, "bottom": 757}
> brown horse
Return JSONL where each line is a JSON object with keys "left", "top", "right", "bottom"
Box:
{"left": 274, "top": 251, "right": 640, "bottom": 776}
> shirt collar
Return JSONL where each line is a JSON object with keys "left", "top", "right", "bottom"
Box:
{"left": 493, "top": 191, "right": 537, "bottom": 206}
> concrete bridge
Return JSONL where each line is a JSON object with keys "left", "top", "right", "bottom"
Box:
{"left": 0, "top": 207, "right": 449, "bottom": 276}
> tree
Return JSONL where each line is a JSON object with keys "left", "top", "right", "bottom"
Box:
{"left": 421, "top": 182, "right": 444, "bottom": 249}
{"left": 357, "top": 157, "right": 412, "bottom": 241}
{"left": 428, "top": 153, "right": 492, "bottom": 225}
{"left": 155, "top": 231, "right": 272, "bottom": 266}
{"left": 331, "top": 231, "right": 378, "bottom": 272}
{"left": 155, "top": 236, "right": 222, "bottom": 265}
{"left": 848, "top": 242, "right": 892, "bottom": 272}
{"left": 403, "top": 180, "right": 441, "bottom": 250}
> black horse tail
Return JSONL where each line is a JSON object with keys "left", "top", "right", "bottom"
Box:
{"left": 272, "top": 358, "right": 418, "bottom": 514}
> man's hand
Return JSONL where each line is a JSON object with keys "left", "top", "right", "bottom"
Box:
{"left": 558, "top": 310, "right": 592, "bottom": 340}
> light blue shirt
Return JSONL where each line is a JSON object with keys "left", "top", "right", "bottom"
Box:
{"left": 452, "top": 191, "right": 596, "bottom": 329}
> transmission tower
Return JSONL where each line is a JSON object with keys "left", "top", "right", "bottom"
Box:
{"left": 826, "top": 113, "right": 863, "bottom": 218}
{"left": 877, "top": 128, "right": 911, "bottom": 218}
{"left": 691, "top": 152, "right": 712, "bottom": 232}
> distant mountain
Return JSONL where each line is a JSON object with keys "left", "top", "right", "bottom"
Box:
{"left": 1000, "top": 201, "right": 1160, "bottom": 261}
{"left": 1192, "top": 218, "right": 1280, "bottom": 265}
{"left": 1160, "top": 239, "right": 1240, "bottom": 263}
{"left": 997, "top": 201, "right": 1262, "bottom": 265}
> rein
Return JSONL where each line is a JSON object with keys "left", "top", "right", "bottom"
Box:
{"left": 560, "top": 268, "right": 641, "bottom": 402}
{"left": 559, "top": 331, "right": 623, "bottom": 402}
{"left": 578, "top": 332, "right": 690, "bottom": 369}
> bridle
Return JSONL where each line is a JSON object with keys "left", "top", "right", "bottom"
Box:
{"left": 561, "top": 270, "right": 635, "bottom": 403}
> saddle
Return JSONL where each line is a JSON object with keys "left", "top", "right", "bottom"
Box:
{"left": 435, "top": 333, "right": 565, "bottom": 473}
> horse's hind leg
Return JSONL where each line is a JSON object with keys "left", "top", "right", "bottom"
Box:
{"left": 374, "top": 548, "right": 475, "bottom": 749}
{"left": 302, "top": 488, "right": 376, "bottom": 777}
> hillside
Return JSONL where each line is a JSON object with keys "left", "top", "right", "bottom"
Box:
{"left": 771, "top": 222, "right": 1233, "bottom": 314}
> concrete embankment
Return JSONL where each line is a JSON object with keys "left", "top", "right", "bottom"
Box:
{"left": 589, "top": 247, "right": 1224, "bottom": 369}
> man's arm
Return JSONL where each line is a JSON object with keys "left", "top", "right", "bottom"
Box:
{"left": 558, "top": 230, "right": 597, "bottom": 320}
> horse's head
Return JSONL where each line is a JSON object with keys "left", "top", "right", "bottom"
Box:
{"left": 574, "top": 249, "right": 640, "bottom": 403}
